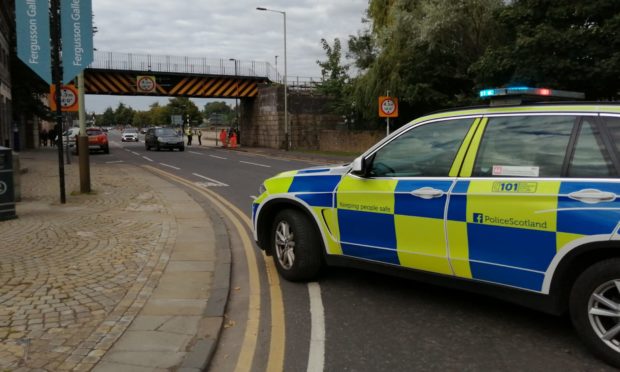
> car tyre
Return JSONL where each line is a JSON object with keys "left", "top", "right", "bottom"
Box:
{"left": 179, "top": 146, "right": 185, "bottom": 152}
{"left": 570, "top": 258, "right": 620, "bottom": 368}
{"left": 156, "top": 143, "right": 160, "bottom": 151}
{"left": 145, "top": 143, "right": 150, "bottom": 151}
{"left": 103, "top": 145, "right": 109, "bottom": 154}
{"left": 270, "top": 209, "right": 323, "bottom": 281}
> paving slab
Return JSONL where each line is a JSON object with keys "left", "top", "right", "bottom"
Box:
{"left": 0, "top": 148, "right": 229, "bottom": 371}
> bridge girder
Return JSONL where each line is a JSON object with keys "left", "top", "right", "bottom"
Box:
{"left": 83, "top": 69, "right": 269, "bottom": 98}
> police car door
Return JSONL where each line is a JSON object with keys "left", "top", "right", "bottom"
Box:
{"left": 336, "top": 118, "right": 477, "bottom": 274}
{"left": 448, "top": 114, "right": 586, "bottom": 291}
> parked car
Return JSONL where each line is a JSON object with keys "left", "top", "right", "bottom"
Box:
{"left": 252, "top": 87, "right": 620, "bottom": 368}
{"left": 121, "top": 128, "right": 139, "bottom": 142}
{"left": 61, "top": 127, "right": 81, "bottom": 148}
{"left": 73, "top": 127, "right": 109, "bottom": 154}
{"left": 86, "top": 127, "right": 109, "bottom": 154}
{"left": 145, "top": 127, "right": 184, "bottom": 151}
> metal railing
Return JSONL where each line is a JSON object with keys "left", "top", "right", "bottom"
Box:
{"left": 89, "top": 51, "right": 323, "bottom": 87}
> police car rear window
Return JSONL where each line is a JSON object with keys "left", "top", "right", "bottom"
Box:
{"left": 567, "top": 118, "right": 616, "bottom": 178}
{"left": 473, "top": 115, "right": 575, "bottom": 178}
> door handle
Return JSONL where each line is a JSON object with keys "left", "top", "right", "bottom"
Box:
{"left": 410, "top": 187, "right": 444, "bottom": 199}
{"left": 568, "top": 189, "right": 617, "bottom": 204}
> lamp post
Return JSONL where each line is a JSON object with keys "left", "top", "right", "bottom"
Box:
{"left": 275, "top": 55, "right": 278, "bottom": 82}
{"left": 257, "top": 7, "right": 290, "bottom": 150}
{"left": 228, "top": 58, "right": 240, "bottom": 134}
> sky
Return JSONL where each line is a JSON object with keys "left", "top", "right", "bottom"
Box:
{"left": 86, "top": 0, "right": 369, "bottom": 114}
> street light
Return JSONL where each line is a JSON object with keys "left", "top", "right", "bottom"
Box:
{"left": 228, "top": 58, "right": 240, "bottom": 134}
{"left": 257, "top": 6, "right": 290, "bottom": 150}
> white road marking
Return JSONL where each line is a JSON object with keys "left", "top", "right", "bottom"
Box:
{"left": 240, "top": 160, "right": 271, "bottom": 168}
{"left": 307, "top": 283, "right": 325, "bottom": 372}
{"left": 192, "top": 173, "right": 228, "bottom": 186}
{"left": 160, "top": 163, "right": 180, "bottom": 170}
{"left": 189, "top": 151, "right": 202, "bottom": 155}
{"left": 142, "top": 156, "right": 153, "bottom": 162}
{"left": 250, "top": 195, "right": 257, "bottom": 200}
{"left": 105, "top": 160, "right": 124, "bottom": 164}
{"left": 131, "top": 151, "right": 140, "bottom": 156}
{"left": 209, "top": 155, "right": 227, "bottom": 160}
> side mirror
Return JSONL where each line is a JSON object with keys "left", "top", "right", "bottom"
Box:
{"left": 350, "top": 156, "right": 367, "bottom": 176}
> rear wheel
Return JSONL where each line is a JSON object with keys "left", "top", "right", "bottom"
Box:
{"left": 570, "top": 258, "right": 620, "bottom": 368}
{"left": 270, "top": 209, "right": 323, "bottom": 281}
{"left": 103, "top": 145, "right": 109, "bottom": 154}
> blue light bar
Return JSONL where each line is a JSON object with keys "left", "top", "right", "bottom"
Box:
{"left": 479, "top": 87, "right": 584, "bottom": 100}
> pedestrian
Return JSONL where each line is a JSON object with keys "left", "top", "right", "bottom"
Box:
{"left": 48, "top": 128, "right": 56, "bottom": 147}
{"left": 197, "top": 128, "right": 202, "bottom": 146}
{"left": 219, "top": 128, "right": 228, "bottom": 148}
{"left": 186, "top": 127, "right": 193, "bottom": 146}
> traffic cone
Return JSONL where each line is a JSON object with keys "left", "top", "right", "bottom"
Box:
{"left": 230, "top": 133, "right": 237, "bottom": 148}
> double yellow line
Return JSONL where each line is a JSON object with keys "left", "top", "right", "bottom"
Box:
{"left": 144, "top": 165, "right": 285, "bottom": 371}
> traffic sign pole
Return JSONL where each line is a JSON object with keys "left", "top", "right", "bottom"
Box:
{"left": 51, "top": 0, "right": 66, "bottom": 204}
{"left": 77, "top": 71, "right": 91, "bottom": 193}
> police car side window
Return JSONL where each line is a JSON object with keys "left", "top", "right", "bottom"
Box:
{"left": 473, "top": 115, "right": 575, "bottom": 178}
{"left": 603, "top": 117, "right": 620, "bottom": 155}
{"left": 369, "top": 118, "right": 473, "bottom": 177}
{"left": 567, "top": 118, "right": 616, "bottom": 178}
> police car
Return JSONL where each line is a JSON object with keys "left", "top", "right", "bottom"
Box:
{"left": 252, "top": 87, "right": 620, "bottom": 367}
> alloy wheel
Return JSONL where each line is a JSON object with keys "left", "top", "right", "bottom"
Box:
{"left": 588, "top": 279, "right": 620, "bottom": 353}
{"left": 274, "top": 220, "right": 295, "bottom": 270}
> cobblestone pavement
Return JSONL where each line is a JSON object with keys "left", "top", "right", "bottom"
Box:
{"left": 0, "top": 149, "right": 177, "bottom": 370}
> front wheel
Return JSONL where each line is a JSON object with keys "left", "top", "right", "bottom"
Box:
{"left": 570, "top": 258, "right": 620, "bottom": 368}
{"left": 270, "top": 209, "right": 323, "bottom": 281}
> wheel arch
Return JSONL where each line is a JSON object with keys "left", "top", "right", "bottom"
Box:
{"left": 546, "top": 240, "right": 620, "bottom": 314}
{"left": 256, "top": 196, "right": 326, "bottom": 256}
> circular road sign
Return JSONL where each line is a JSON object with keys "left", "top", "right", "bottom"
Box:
{"left": 137, "top": 76, "right": 156, "bottom": 93}
{"left": 60, "top": 87, "right": 77, "bottom": 108}
{"left": 381, "top": 99, "right": 395, "bottom": 115}
{"left": 378, "top": 96, "right": 399, "bottom": 118}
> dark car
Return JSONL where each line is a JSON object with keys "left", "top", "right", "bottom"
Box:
{"left": 145, "top": 127, "right": 184, "bottom": 151}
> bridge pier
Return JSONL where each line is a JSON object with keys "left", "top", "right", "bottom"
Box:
{"left": 242, "top": 85, "right": 340, "bottom": 150}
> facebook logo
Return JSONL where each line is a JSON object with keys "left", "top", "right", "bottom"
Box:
{"left": 473, "top": 213, "right": 484, "bottom": 223}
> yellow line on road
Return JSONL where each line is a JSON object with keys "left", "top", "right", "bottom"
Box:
{"left": 143, "top": 166, "right": 285, "bottom": 372}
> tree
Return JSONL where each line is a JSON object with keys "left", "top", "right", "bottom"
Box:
{"left": 100, "top": 107, "right": 115, "bottom": 126}
{"left": 349, "top": 0, "right": 503, "bottom": 126}
{"left": 166, "top": 97, "right": 202, "bottom": 127}
{"left": 471, "top": 0, "right": 620, "bottom": 99}
{"left": 316, "top": 38, "right": 352, "bottom": 117}
{"left": 203, "top": 101, "right": 233, "bottom": 125}
{"left": 114, "top": 103, "right": 135, "bottom": 126}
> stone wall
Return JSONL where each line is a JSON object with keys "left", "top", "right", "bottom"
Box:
{"left": 319, "top": 130, "right": 384, "bottom": 154}
{"left": 242, "top": 85, "right": 340, "bottom": 150}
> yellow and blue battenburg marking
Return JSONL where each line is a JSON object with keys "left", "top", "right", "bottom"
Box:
{"left": 254, "top": 166, "right": 620, "bottom": 293}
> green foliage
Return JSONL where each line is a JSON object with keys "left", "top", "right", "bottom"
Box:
{"left": 100, "top": 107, "right": 115, "bottom": 126}
{"left": 166, "top": 97, "right": 202, "bottom": 126}
{"left": 345, "top": 0, "right": 620, "bottom": 127}
{"left": 350, "top": 0, "right": 503, "bottom": 127}
{"left": 114, "top": 103, "right": 135, "bottom": 126}
{"left": 471, "top": 0, "right": 620, "bottom": 99}
{"left": 203, "top": 101, "right": 234, "bottom": 125}
{"left": 316, "top": 38, "right": 353, "bottom": 119}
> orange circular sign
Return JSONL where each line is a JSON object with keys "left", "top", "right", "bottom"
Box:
{"left": 378, "top": 96, "right": 398, "bottom": 118}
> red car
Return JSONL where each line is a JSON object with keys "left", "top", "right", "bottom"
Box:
{"left": 75, "top": 127, "right": 109, "bottom": 154}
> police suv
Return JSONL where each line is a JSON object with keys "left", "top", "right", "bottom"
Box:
{"left": 252, "top": 87, "right": 620, "bottom": 367}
